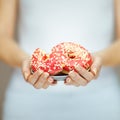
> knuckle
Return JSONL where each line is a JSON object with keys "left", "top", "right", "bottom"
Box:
{"left": 29, "top": 80, "right": 35, "bottom": 85}
{"left": 69, "top": 71, "right": 74, "bottom": 76}
{"left": 43, "top": 86, "right": 49, "bottom": 89}
{"left": 81, "top": 68, "right": 85, "bottom": 73}
{"left": 82, "top": 82, "right": 88, "bottom": 86}
{"left": 75, "top": 84, "right": 80, "bottom": 87}
{"left": 37, "top": 70, "right": 43, "bottom": 75}
{"left": 37, "top": 69, "right": 43, "bottom": 75}
{"left": 42, "top": 72, "right": 49, "bottom": 78}
{"left": 88, "top": 75, "right": 94, "bottom": 81}
{"left": 40, "top": 77, "right": 47, "bottom": 83}
{"left": 34, "top": 85, "right": 40, "bottom": 89}
{"left": 75, "top": 65, "right": 80, "bottom": 72}
{"left": 79, "top": 80, "right": 87, "bottom": 86}
{"left": 44, "top": 72, "right": 49, "bottom": 76}
{"left": 25, "top": 75, "right": 31, "bottom": 82}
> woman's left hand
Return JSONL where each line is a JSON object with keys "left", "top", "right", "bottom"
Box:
{"left": 64, "top": 54, "right": 102, "bottom": 87}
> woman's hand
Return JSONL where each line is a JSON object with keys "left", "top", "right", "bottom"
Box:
{"left": 64, "top": 54, "right": 102, "bottom": 87}
{"left": 21, "top": 56, "right": 57, "bottom": 89}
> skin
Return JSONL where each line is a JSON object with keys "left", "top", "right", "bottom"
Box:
{"left": 0, "top": 0, "right": 120, "bottom": 89}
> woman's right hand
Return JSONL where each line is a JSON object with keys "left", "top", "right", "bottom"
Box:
{"left": 21, "top": 56, "right": 56, "bottom": 89}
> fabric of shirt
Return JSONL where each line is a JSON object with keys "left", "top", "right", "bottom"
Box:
{"left": 3, "top": 0, "right": 120, "bottom": 120}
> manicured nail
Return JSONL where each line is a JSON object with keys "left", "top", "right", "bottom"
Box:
{"left": 38, "top": 69, "right": 44, "bottom": 75}
{"left": 66, "top": 78, "right": 71, "bottom": 83}
{"left": 75, "top": 64, "right": 80, "bottom": 68}
{"left": 48, "top": 77, "right": 54, "bottom": 83}
{"left": 92, "top": 68, "right": 97, "bottom": 75}
{"left": 25, "top": 72, "right": 28, "bottom": 80}
{"left": 69, "top": 70, "right": 74, "bottom": 75}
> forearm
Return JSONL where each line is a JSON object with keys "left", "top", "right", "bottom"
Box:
{"left": 0, "top": 36, "right": 29, "bottom": 68}
{"left": 96, "top": 39, "right": 120, "bottom": 66}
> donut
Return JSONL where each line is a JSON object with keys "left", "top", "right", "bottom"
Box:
{"left": 31, "top": 48, "right": 63, "bottom": 75}
{"left": 31, "top": 42, "right": 93, "bottom": 75}
{"left": 51, "top": 42, "right": 93, "bottom": 74}
{"left": 31, "top": 48, "right": 46, "bottom": 72}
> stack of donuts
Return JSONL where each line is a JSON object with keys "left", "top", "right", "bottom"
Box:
{"left": 31, "top": 42, "right": 93, "bottom": 75}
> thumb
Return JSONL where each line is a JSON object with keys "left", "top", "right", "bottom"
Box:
{"left": 21, "top": 57, "right": 31, "bottom": 80}
{"left": 90, "top": 56, "right": 102, "bottom": 77}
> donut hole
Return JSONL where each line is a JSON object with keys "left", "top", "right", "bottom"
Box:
{"left": 68, "top": 53, "right": 76, "bottom": 59}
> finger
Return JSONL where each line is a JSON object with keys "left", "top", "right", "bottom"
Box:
{"left": 42, "top": 77, "right": 54, "bottom": 89}
{"left": 34, "top": 72, "right": 49, "bottom": 89}
{"left": 48, "top": 77, "right": 57, "bottom": 86}
{"left": 48, "top": 77, "right": 54, "bottom": 84}
{"left": 51, "top": 80, "right": 57, "bottom": 85}
{"left": 75, "top": 64, "right": 94, "bottom": 81}
{"left": 65, "top": 77, "right": 84, "bottom": 87}
{"left": 90, "top": 56, "right": 102, "bottom": 79}
{"left": 42, "top": 81, "right": 49, "bottom": 89}
{"left": 69, "top": 71, "right": 88, "bottom": 86}
{"left": 64, "top": 77, "right": 76, "bottom": 86}
{"left": 42, "top": 79, "right": 57, "bottom": 88}
{"left": 22, "top": 57, "right": 31, "bottom": 80}
{"left": 27, "top": 69, "right": 43, "bottom": 84}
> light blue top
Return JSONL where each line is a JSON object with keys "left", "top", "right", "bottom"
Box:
{"left": 3, "top": 0, "right": 120, "bottom": 120}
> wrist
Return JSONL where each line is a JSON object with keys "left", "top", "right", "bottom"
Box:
{"left": 92, "top": 51, "right": 104, "bottom": 66}
{"left": 19, "top": 53, "right": 31, "bottom": 68}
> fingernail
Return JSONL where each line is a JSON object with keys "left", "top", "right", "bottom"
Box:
{"left": 52, "top": 80, "right": 57, "bottom": 84}
{"left": 48, "top": 77, "right": 54, "bottom": 83}
{"left": 69, "top": 70, "right": 74, "bottom": 75}
{"left": 92, "top": 68, "right": 97, "bottom": 75}
{"left": 66, "top": 78, "right": 71, "bottom": 83}
{"left": 38, "top": 69, "right": 44, "bottom": 75}
{"left": 51, "top": 80, "right": 57, "bottom": 86}
{"left": 75, "top": 64, "right": 80, "bottom": 68}
{"left": 25, "top": 72, "right": 28, "bottom": 80}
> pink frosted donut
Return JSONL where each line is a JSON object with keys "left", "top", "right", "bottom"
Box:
{"left": 31, "top": 48, "right": 63, "bottom": 75}
{"left": 51, "top": 42, "right": 93, "bottom": 73}
{"left": 31, "top": 42, "right": 93, "bottom": 75}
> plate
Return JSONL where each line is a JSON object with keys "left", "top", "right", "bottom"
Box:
{"left": 51, "top": 75, "right": 67, "bottom": 81}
